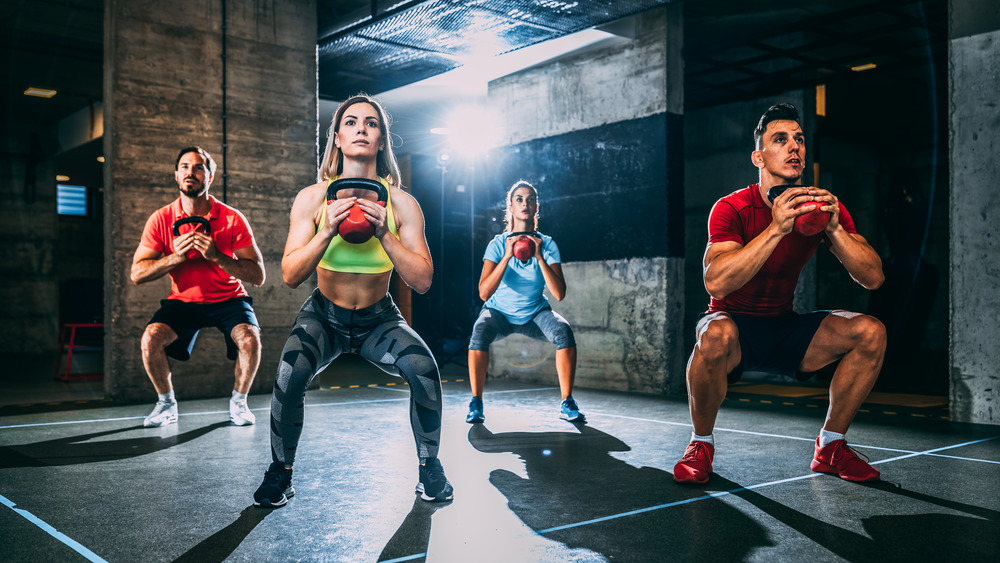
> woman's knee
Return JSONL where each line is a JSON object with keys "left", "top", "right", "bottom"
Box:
{"left": 552, "top": 324, "right": 576, "bottom": 349}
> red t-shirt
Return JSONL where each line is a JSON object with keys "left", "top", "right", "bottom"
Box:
{"left": 706, "top": 184, "right": 856, "bottom": 316}
{"left": 139, "top": 195, "right": 256, "bottom": 303}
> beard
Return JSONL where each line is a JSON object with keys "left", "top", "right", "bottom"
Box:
{"left": 180, "top": 180, "right": 207, "bottom": 198}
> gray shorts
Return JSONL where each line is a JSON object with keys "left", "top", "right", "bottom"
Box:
{"left": 468, "top": 306, "right": 576, "bottom": 351}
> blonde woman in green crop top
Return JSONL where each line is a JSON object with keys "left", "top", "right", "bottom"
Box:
{"left": 253, "top": 94, "right": 453, "bottom": 507}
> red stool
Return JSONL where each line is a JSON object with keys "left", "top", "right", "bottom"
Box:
{"left": 54, "top": 323, "right": 104, "bottom": 381}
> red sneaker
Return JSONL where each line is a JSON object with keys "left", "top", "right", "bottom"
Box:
{"left": 673, "top": 441, "right": 714, "bottom": 484}
{"left": 810, "top": 438, "right": 880, "bottom": 482}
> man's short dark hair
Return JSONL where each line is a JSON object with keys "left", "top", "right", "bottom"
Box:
{"left": 174, "top": 146, "right": 217, "bottom": 176}
{"left": 754, "top": 103, "right": 800, "bottom": 149}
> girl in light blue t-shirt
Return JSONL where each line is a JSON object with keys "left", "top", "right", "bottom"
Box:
{"left": 465, "top": 181, "right": 583, "bottom": 424}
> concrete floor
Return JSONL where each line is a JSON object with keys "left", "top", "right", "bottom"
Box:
{"left": 1, "top": 358, "right": 999, "bottom": 562}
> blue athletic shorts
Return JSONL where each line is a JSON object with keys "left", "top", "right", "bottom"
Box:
{"left": 149, "top": 297, "right": 258, "bottom": 361}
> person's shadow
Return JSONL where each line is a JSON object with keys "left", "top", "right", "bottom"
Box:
{"left": 715, "top": 475, "right": 1000, "bottom": 561}
{"left": 377, "top": 495, "right": 450, "bottom": 562}
{"left": 0, "top": 422, "right": 230, "bottom": 468}
{"left": 172, "top": 505, "right": 273, "bottom": 563}
{"left": 468, "top": 424, "right": 772, "bottom": 560}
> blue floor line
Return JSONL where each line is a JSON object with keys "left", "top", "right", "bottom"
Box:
{"left": 1, "top": 493, "right": 108, "bottom": 563}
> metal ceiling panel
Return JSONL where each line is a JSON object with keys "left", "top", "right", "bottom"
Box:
{"left": 318, "top": 0, "right": 674, "bottom": 100}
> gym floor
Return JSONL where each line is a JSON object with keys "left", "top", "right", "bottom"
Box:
{"left": 1, "top": 355, "right": 998, "bottom": 562}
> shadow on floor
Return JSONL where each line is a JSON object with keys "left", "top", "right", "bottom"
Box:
{"left": 0, "top": 421, "right": 230, "bottom": 468}
{"left": 467, "top": 423, "right": 772, "bottom": 560}
{"left": 377, "top": 495, "right": 451, "bottom": 562}
{"left": 173, "top": 505, "right": 274, "bottom": 563}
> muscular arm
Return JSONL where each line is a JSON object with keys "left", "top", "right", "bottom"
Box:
{"left": 825, "top": 228, "right": 884, "bottom": 289}
{"left": 705, "top": 186, "right": 812, "bottom": 299}
{"left": 533, "top": 237, "right": 567, "bottom": 301}
{"left": 814, "top": 188, "right": 884, "bottom": 290}
{"left": 131, "top": 245, "right": 184, "bottom": 285}
{"left": 478, "top": 237, "right": 515, "bottom": 301}
{"left": 205, "top": 240, "right": 265, "bottom": 287}
{"left": 368, "top": 189, "right": 434, "bottom": 294}
{"left": 280, "top": 184, "right": 354, "bottom": 288}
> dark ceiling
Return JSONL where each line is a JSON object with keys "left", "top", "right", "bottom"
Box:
{"left": 315, "top": 0, "right": 676, "bottom": 100}
{"left": 4, "top": 0, "right": 947, "bottom": 187}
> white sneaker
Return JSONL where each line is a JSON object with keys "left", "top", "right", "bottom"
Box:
{"left": 230, "top": 398, "right": 255, "bottom": 426}
{"left": 144, "top": 401, "right": 178, "bottom": 427}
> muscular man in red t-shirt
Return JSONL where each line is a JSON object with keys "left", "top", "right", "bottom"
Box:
{"left": 674, "top": 104, "right": 887, "bottom": 485}
{"left": 131, "top": 147, "right": 266, "bottom": 428}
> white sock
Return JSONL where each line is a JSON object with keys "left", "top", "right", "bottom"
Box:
{"left": 157, "top": 390, "right": 175, "bottom": 404}
{"left": 692, "top": 432, "right": 715, "bottom": 446}
{"left": 819, "top": 429, "right": 845, "bottom": 447}
{"left": 231, "top": 390, "right": 247, "bottom": 402}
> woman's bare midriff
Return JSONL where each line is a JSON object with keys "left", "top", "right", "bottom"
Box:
{"left": 316, "top": 268, "right": 392, "bottom": 309}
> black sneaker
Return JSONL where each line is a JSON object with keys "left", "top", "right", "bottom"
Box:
{"left": 253, "top": 462, "right": 294, "bottom": 507}
{"left": 415, "top": 457, "right": 454, "bottom": 502}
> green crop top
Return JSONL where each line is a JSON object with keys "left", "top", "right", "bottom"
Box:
{"left": 317, "top": 177, "right": 397, "bottom": 274}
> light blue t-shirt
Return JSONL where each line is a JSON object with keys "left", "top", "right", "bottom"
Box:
{"left": 483, "top": 232, "right": 560, "bottom": 325}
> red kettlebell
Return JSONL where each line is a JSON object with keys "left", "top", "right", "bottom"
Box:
{"left": 327, "top": 178, "right": 388, "bottom": 244}
{"left": 793, "top": 201, "right": 831, "bottom": 236}
{"left": 766, "top": 184, "right": 831, "bottom": 237}
{"left": 510, "top": 231, "right": 537, "bottom": 262}
{"left": 172, "top": 216, "right": 212, "bottom": 259}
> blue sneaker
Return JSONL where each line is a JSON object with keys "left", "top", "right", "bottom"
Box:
{"left": 466, "top": 396, "right": 485, "bottom": 424}
{"left": 559, "top": 396, "right": 585, "bottom": 422}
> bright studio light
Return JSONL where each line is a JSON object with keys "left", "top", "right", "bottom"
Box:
{"left": 435, "top": 105, "right": 498, "bottom": 159}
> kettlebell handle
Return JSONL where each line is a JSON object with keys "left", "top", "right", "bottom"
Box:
{"left": 172, "top": 216, "right": 212, "bottom": 236}
{"left": 327, "top": 178, "right": 388, "bottom": 204}
{"left": 766, "top": 184, "right": 805, "bottom": 204}
{"left": 507, "top": 231, "right": 538, "bottom": 238}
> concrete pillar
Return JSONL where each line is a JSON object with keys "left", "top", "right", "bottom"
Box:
{"left": 104, "top": 0, "right": 317, "bottom": 402}
{"left": 483, "top": 5, "right": 686, "bottom": 394}
{"left": 949, "top": 0, "right": 1000, "bottom": 424}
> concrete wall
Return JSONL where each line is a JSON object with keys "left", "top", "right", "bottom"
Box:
{"left": 104, "top": 0, "right": 317, "bottom": 402}
{"left": 949, "top": 0, "right": 1000, "bottom": 424}
{"left": 483, "top": 5, "right": 686, "bottom": 395}
{"left": 0, "top": 141, "right": 59, "bottom": 353}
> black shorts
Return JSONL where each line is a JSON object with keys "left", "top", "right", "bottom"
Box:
{"left": 148, "top": 297, "right": 258, "bottom": 361}
{"left": 704, "top": 310, "right": 831, "bottom": 383}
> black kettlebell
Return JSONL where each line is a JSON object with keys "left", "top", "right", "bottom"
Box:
{"left": 766, "top": 184, "right": 801, "bottom": 203}
{"left": 327, "top": 178, "right": 389, "bottom": 244}
{"left": 172, "top": 217, "right": 212, "bottom": 259}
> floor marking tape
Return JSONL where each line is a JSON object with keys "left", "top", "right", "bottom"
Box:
{"left": 0, "top": 493, "right": 107, "bottom": 562}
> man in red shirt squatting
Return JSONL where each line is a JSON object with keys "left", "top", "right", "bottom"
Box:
{"left": 131, "top": 147, "right": 266, "bottom": 428}
{"left": 674, "top": 104, "right": 886, "bottom": 485}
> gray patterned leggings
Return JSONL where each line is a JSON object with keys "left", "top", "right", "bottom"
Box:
{"left": 269, "top": 289, "right": 442, "bottom": 465}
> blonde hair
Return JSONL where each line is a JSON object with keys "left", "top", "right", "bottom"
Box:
{"left": 318, "top": 94, "right": 400, "bottom": 185}
{"left": 503, "top": 180, "right": 539, "bottom": 232}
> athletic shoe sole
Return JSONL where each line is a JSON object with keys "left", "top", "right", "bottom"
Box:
{"left": 143, "top": 416, "right": 178, "bottom": 428}
{"left": 254, "top": 488, "right": 294, "bottom": 508}
{"left": 559, "top": 412, "right": 585, "bottom": 422}
{"left": 810, "top": 459, "right": 880, "bottom": 482}
{"left": 415, "top": 482, "right": 454, "bottom": 502}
